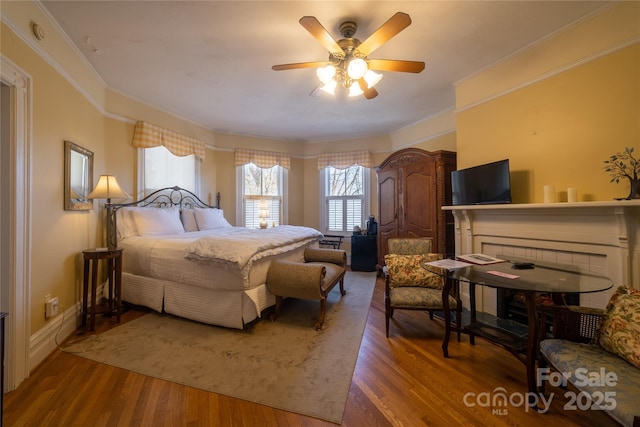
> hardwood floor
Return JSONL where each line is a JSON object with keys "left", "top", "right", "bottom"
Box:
{"left": 5, "top": 275, "right": 619, "bottom": 426}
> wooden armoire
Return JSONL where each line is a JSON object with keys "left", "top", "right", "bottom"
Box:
{"left": 375, "top": 148, "right": 457, "bottom": 266}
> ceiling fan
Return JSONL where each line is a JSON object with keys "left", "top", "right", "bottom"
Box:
{"left": 272, "top": 12, "right": 425, "bottom": 99}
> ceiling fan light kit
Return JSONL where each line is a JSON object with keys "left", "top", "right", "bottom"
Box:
{"left": 272, "top": 12, "right": 425, "bottom": 100}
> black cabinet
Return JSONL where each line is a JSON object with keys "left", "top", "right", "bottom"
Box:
{"left": 351, "top": 235, "right": 377, "bottom": 272}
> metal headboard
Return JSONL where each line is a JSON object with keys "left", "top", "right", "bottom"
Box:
{"left": 106, "top": 186, "right": 221, "bottom": 248}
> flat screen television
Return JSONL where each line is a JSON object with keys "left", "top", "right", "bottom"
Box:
{"left": 451, "top": 159, "right": 512, "bottom": 205}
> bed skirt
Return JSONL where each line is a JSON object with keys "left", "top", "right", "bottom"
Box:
{"left": 121, "top": 273, "right": 276, "bottom": 329}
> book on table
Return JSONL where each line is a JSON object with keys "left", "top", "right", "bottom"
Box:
{"left": 424, "top": 259, "right": 474, "bottom": 270}
{"left": 456, "top": 254, "right": 506, "bottom": 265}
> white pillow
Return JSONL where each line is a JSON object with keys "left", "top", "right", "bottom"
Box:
{"left": 115, "top": 207, "right": 138, "bottom": 239}
{"left": 194, "top": 208, "right": 232, "bottom": 230}
{"left": 181, "top": 209, "right": 199, "bottom": 232}
{"left": 131, "top": 207, "right": 185, "bottom": 236}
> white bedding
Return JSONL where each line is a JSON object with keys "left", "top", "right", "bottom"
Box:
{"left": 185, "top": 225, "right": 323, "bottom": 274}
{"left": 119, "top": 226, "right": 322, "bottom": 291}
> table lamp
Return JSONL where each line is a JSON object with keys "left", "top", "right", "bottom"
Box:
{"left": 87, "top": 175, "right": 130, "bottom": 248}
{"left": 259, "top": 208, "right": 270, "bottom": 229}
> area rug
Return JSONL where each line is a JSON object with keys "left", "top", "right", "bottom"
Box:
{"left": 66, "top": 271, "right": 376, "bottom": 424}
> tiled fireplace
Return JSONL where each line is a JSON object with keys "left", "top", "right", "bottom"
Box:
{"left": 445, "top": 200, "right": 640, "bottom": 314}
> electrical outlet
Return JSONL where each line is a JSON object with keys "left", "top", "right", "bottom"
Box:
{"left": 45, "top": 296, "right": 59, "bottom": 318}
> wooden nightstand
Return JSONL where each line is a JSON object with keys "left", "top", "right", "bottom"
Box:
{"left": 82, "top": 248, "right": 123, "bottom": 331}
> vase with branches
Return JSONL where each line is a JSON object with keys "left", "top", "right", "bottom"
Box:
{"left": 604, "top": 147, "right": 640, "bottom": 199}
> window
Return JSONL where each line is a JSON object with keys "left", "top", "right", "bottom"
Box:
{"left": 321, "top": 165, "right": 369, "bottom": 234}
{"left": 140, "top": 145, "right": 197, "bottom": 194}
{"left": 239, "top": 163, "right": 286, "bottom": 228}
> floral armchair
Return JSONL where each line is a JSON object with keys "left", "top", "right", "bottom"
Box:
{"left": 383, "top": 237, "right": 460, "bottom": 338}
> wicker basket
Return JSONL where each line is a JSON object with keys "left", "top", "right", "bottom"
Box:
{"left": 540, "top": 305, "right": 604, "bottom": 343}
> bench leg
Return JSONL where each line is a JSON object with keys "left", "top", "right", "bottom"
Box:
{"left": 339, "top": 278, "right": 346, "bottom": 296}
{"left": 270, "top": 296, "right": 283, "bottom": 322}
{"left": 316, "top": 297, "right": 327, "bottom": 330}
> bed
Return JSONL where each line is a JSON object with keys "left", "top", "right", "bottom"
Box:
{"left": 107, "top": 186, "right": 322, "bottom": 329}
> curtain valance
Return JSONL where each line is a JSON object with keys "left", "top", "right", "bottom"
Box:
{"left": 317, "top": 150, "right": 372, "bottom": 170}
{"left": 132, "top": 121, "right": 206, "bottom": 161}
{"left": 234, "top": 148, "right": 291, "bottom": 169}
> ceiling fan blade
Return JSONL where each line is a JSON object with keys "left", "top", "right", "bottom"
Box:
{"left": 363, "top": 87, "right": 378, "bottom": 99}
{"left": 272, "top": 61, "right": 330, "bottom": 71}
{"left": 358, "top": 78, "right": 378, "bottom": 99}
{"left": 356, "top": 12, "right": 412, "bottom": 57}
{"left": 368, "top": 59, "right": 425, "bottom": 73}
{"left": 299, "top": 16, "right": 343, "bottom": 55}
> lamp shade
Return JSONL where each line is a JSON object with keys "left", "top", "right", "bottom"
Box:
{"left": 316, "top": 65, "right": 336, "bottom": 84}
{"left": 363, "top": 70, "right": 383, "bottom": 88}
{"left": 348, "top": 84, "right": 364, "bottom": 97}
{"left": 319, "top": 80, "right": 337, "bottom": 95}
{"left": 87, "top": 175, "right": 130, "bottom": 202}
{"left": 347, "top": 58, "right": 367, "bottom": 80}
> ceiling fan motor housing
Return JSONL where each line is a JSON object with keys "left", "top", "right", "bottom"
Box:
{"left": 339, "top": 21, "right": 358, "bottom": 38}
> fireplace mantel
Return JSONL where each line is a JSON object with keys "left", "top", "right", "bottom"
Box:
{"left": 443, "top": 200, "right": 640, "bottom": 312}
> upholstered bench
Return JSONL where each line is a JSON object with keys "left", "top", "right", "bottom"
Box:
{"left": 267, "top": 247, "right": 347, "bottom": 330}
{"left": 539, "top": 286, "right": 640, "bottom": 427}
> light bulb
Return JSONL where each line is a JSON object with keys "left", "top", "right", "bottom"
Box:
{"left": 363, "top": 70, "right": 382, "bottom": 88}
{"left": 316, "top": 65, "right": 336, "bottom": 84}
{"left": 347, "top": 58, "right": 367, "bottom": 80}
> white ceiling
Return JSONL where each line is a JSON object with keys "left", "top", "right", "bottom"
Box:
{"left": 41, "top": 1, "right": 610, "bottom": 143}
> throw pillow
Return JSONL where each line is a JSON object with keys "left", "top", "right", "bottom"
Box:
{"left": 115, "top": 207, "right": 138, "bottom": 239}
{"left": 131, "top": 207, "right": 185, "bottom": 236}
{"left": 194, "top": 208, "right": 232, "bottom": 230}
{"left": 180, "top": 209, "right": 199, "bottom": 232}
{"left": 384, "top": 253, "right": 442, "bottom": 289}
{"left": 598, "top": 286, "right": 640, "bottom": 369}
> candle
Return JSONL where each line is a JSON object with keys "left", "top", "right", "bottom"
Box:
{"left": 544, "top": 185, "right": 555, "bottom": 203}
{"left": 568, "top": 187, "right": 577, "bottom": 203}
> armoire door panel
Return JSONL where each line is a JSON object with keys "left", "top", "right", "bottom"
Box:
{"left": 377, "top": 173, "right": 398, "bottom": 230}
{"left": 403, "top": 170, "right": 436, "bottom": 235}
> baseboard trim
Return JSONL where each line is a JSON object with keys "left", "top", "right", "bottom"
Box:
{"left": 29, "top": 303, "right": 80, "bottom": 372}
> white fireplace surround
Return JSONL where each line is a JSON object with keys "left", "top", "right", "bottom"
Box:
{"left": 444, "top": 200, "right": 640, "bottom": 314}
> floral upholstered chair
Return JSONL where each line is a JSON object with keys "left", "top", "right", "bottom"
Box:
{"left": 387, "top": 237, "right": 433, "bottom": 255}
{"left": 383, "top": 237, "right": 461, "bottom": 338}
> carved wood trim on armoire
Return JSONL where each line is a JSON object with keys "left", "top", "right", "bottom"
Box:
{"left": 375, "top": 148, "right": 457, "bottom": 267}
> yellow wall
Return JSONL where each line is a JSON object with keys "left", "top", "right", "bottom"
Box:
{"left": 2, "top": 1, "right": 638, "bottom": 341}
{"left": 457, "top": 43, "right": 639, "bottom": 203}
{"left": 2, "top": 21, "right": 105, "bottom": 332}
{"left": 455, "top": 2, "right": 640, "bottom": 203}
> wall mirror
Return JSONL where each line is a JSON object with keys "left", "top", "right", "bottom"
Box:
{"left": 64, "top": 140, "right": 94, "bottom": 211}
